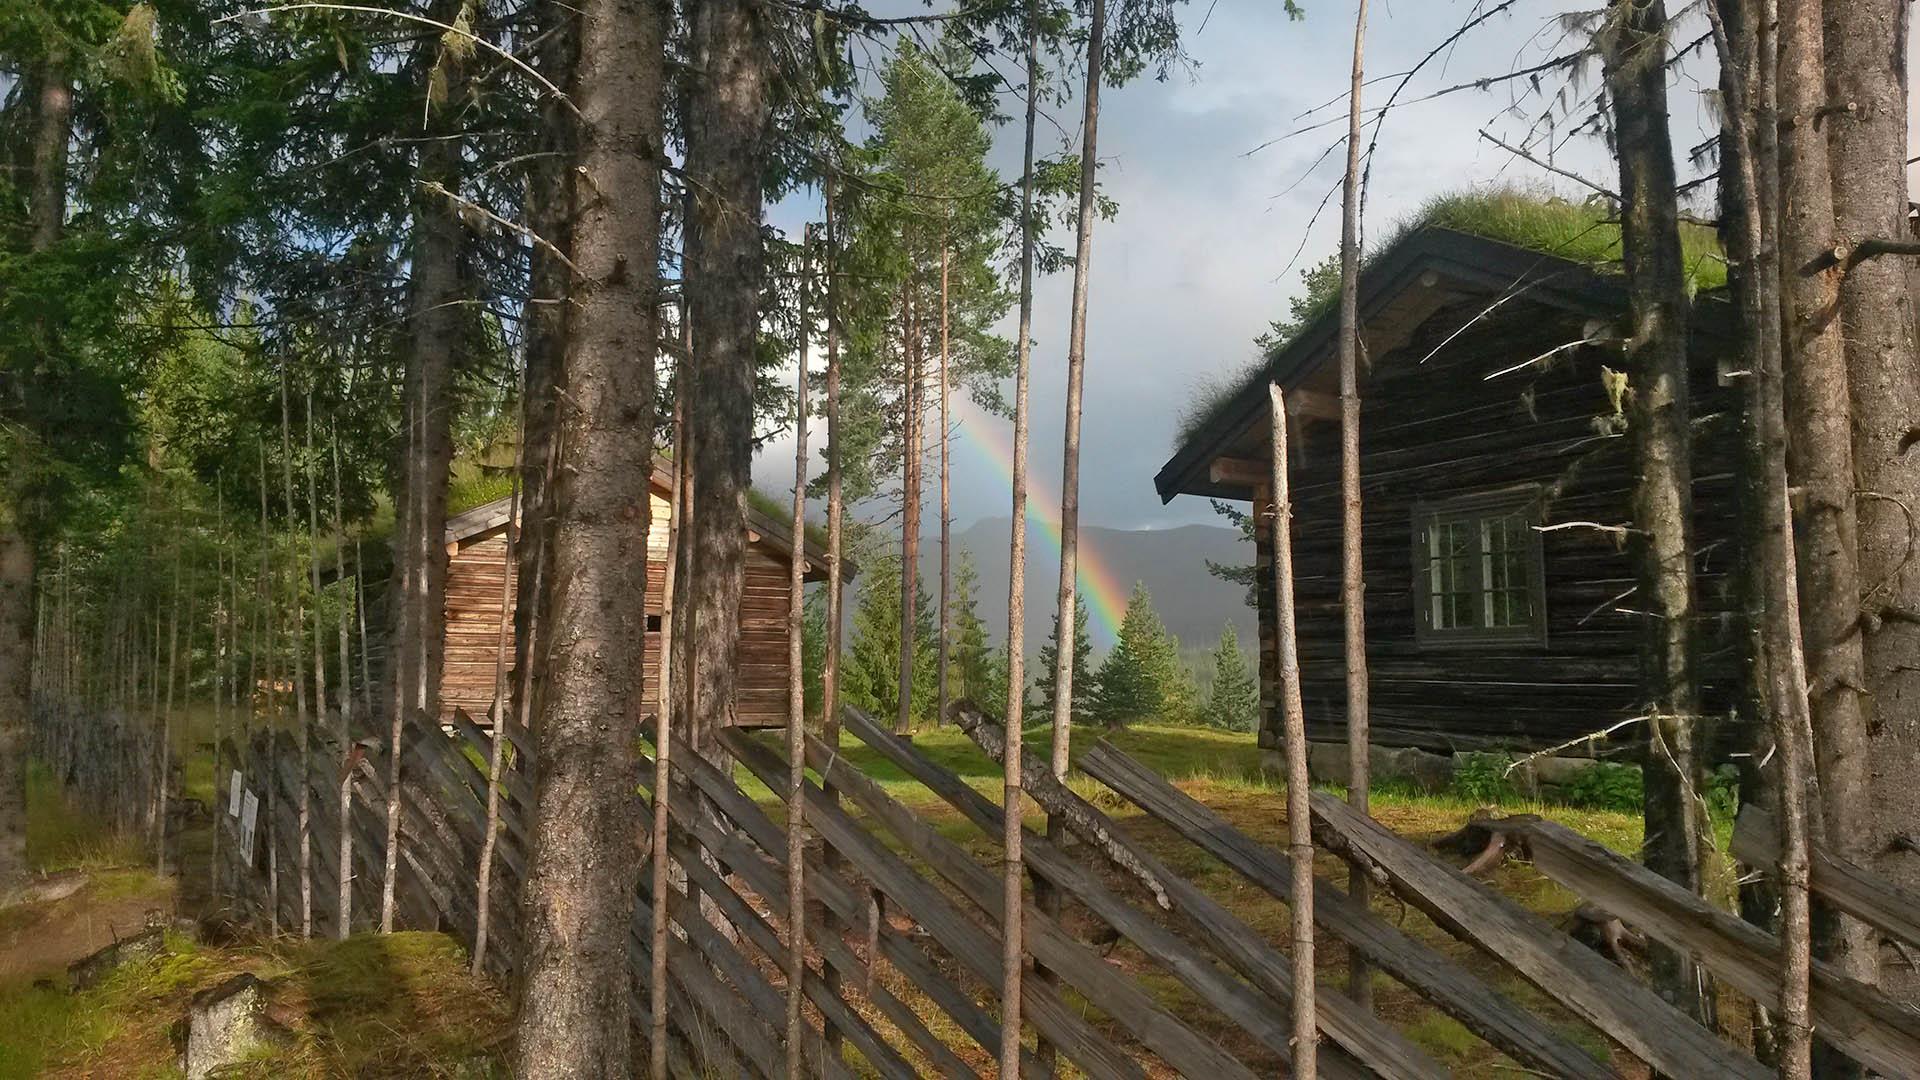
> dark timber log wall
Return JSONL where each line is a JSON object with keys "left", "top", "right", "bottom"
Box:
{"left": 1256, "top": 298, "right": 1742, "bottom": 756}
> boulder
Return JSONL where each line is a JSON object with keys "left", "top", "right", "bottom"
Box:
{"left": 183, "top": 973, "right": 289, "bottom": 1078}
{"left": 67, "top": 925, "right": 167, "bottom": 991}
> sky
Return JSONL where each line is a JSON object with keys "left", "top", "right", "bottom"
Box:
{"left": 749, "top": 1, "right": 1765, "bottom": 534}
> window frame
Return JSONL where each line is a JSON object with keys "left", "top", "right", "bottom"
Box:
{"left": 1410, "top": 486, "right": 1549, "bottom": 649}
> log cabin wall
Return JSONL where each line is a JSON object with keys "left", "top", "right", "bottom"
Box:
{"left": 1253, "top": 297, "right": 1742, "bottom": 757}
{"left": 440, "top": 489, "right": 809, "bottom": 728}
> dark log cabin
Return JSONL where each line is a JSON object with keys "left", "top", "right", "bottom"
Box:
{"left": 440, "top": 457, "right": 837, "bottom": 728}
{"left": 1157, "top": 225, "right": 1742, "bottom": 760}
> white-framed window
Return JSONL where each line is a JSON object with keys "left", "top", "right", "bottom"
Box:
{"left": 1412, "top": 488, "right": 1547, "bottom": 647}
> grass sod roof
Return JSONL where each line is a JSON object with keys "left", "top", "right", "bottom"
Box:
{"left": 1171, "top": 187, "right": 1728, "bottom": 451}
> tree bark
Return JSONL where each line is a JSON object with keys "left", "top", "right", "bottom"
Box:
{"left": 512, "top": 0, "right": 576, "bottom": 735}
{"left": 330, "top": 434, "right": 354, "bottom": 938}
{"left": 1336, "top": 0, "right": 1373, "bottom": 1010}
{"left": 938, "top": 238, "right": 952, "bottom": 728}
{"left": 1269, "top": 383, "right": 1317, "bottom": 1079}
{"left": 1709, "top": 2, "right": 1816, "bottom": 1070}
{"left": 0, "top": 43, "right": 73, "bottom": 891}
{"left": 280, "top": 369, "right": 313, "bottom": 938}
{"left": 511, "top": 0, "right": 664, "bottom": 1070}
{"left": 1048, "top": 0, "right": 1104, "bottom": 781}
{"left": 1825, "top": 0, "right": 1912, "bottom": 999}
{"left": 1603, "top": 0, "right": 1709, "bottom": 1022}
{"left": 897, "top": 282, "right": 922, "bottom": 736}
{"left": 783, "top": 230, "right": 813, "bottom": 1080}
{"left": 823, "top": 180, "right": 845, "bottom": 747}
{"left": 683, "top": 0, "right": 771, "bottom": 756}
{"left": 1779, "top": 0, "right": 1870, "bottom": 954}
{"left": 997, "top": 11, "right": 1043, "bottom": 1076}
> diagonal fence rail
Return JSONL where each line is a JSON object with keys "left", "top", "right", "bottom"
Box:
{"left": 207, "top": 701, "right": 1920, "bottom": 1077}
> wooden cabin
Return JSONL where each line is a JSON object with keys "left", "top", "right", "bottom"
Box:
{"left": 440, "top": 458, "right": 837, "bottom": 728}
{"left": 1156, "top": 225, "right": 1741, "bottom": 759}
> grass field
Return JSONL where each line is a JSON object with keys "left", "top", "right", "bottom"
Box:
{"left": 6, "top": 719, "right": 1670, "bottom": 1077}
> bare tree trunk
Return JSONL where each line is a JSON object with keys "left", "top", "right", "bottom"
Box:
{"left": 1779, "top": 0, "right": 1867, "bottom": 949}
{"left": 649, "top": 314, "right": 685, "bottom": 1080}
{"left": 1604, "top": 0, "right": 1709, "bottom": 1022}
{"left": 511, "top": 0, "right": 664, "bottom": 1069}
{"left": 280, "top": 369, "right": 313, "bottom": 938}
{"left": 1709, "top": 3, "right": 1816, "bottom": 1071}
{"left": 1048, "top": 0, "right": 1104, "bottom": 783}
{"left": 303, "top": 394, "right": 335, "bottom": 933}
{"left": 1336, "top": 0, "right": 1373, "bottom": 1010}
{"left": 331, "top": 434, "right": 353, "bottom": 937}
{"left": 998, "top": 12, "right": 1042, "bottom": 1075}
{"left": 513, "top": 0, "right": 575, "bottom": 735}
{"left": 938, "top": 236, "right": 951, "bottom": 728}
{"left": 1825, "top": 0, "right": 1912, "bottom": 999}
{"left": 472, "top": 416, "right": 520, "bottom": 972}
{"left": 259, "top": 442, "right": 280, "bottom": 935}
{"left": 0, "top": 43, "right": 72, "bottom": 891}
{"left": 783, "top": 229, "right": 813, "bottom": 1080}
{"left": 211, "top": 484, "right": 227, "bottom": 897}
{"left": 159, "top": 526, "right": 182, "bottom": 876}
{"left": 898, "top": 283, "right": 922, "bottom": 736}
{"left": 683, "top": 0, "right": 771, "bottom": 758}
{"left": 1269, "top": 383, "right": 1317, "bottom": 1079}
{"left": 819, "top": 176, "right": 848, "bottom": 1064}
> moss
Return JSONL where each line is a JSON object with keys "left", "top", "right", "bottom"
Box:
{"left": 1405, "top": 1011, "right": 1481, "bottom": 1062}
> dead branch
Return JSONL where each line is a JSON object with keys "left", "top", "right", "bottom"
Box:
{"left": 1476, "top": 130, "right": 1619, "bottom": 200}
{"left": 947, "top": 702, "right": 1172, "bottom": 911}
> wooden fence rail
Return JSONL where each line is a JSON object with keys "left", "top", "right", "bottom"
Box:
{"left": 203, "top": 700, "right": 1920, "bottom": 1078}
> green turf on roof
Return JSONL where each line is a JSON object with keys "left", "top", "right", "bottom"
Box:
{"left": 1171, "top": 187, "right": 1728, "bottom": 450}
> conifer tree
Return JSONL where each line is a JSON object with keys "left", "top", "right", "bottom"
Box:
{"left": 1205, "top": 624, "right": 1258, "bottom": 732}
{"left": 1092, "top": 582, "right": 1183, "bottom": 727}
{"left": 1034, "top": 592, "right": 1093, "bottom": 727}
{"left": 951, "top": 551, "right": 994, "bottom": 710}
{"left": 842, "top": 554, "right": 937, "bottom": 727}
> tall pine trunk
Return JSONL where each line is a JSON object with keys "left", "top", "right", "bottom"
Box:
{"left": 684, "top": 0, "right": 772, "bottom": 754}
{"left": 0, "top": 43, "right": 72, "bottom": 890}
{"left": 1826, "top": 0, "right": 1912, "bottom": 997}
{"left": 1048, "top": 0, "right": 1104, "bottom": 776}
{"left": 782, "top": 233, "right": 813, "bottom": 1079}
{"left": 897, "top": 282, "right": 922, "bottom": 736}
{"left": 1711, "top": 1, "right": 1816, "bottom": 1066}
{"left": 1603, "top": 0, "right": 1709, "bottom": 1021}
{"left": 280, "top": 370, "right": 313, "bottom": 938}
{"left": 937, "top": 238, "right": 951, "bottom": 728}
{"left": 1778, "top": 0, "right": 1870, "bottom": 962}
{"left": 512, "top": 0, "right": 576, "bottom": 733}
{"left": 999, "top": 10, "right": 1043, "bottom": 1074}
{"left": 511, "top": 0, "right": 665, "bottom": 1069}
{"left": 385, "top": 0, "right": 469, "bottom": 931}
{"left": 1336, "top": 0, "right": 1372, "bottom": 1008}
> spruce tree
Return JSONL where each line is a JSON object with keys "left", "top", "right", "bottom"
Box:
{"left": 951, "top": 551, "right": 994, "bottom": 710}
{"left": 842, "top": 554, "right": 937, "bottom": 728}
{"left": 1034, "top": 592, "right": 1093, "bottom": 727}
{"left": 1205, "top": 624, "right": 1258, "bottom": 732}
{"left": 1092, "top": 582, "right": 1183, "bottom": 727}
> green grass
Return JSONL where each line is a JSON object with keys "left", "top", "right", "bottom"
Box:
{"left": 24, "top": 763, "right": 143, "bottom": 874}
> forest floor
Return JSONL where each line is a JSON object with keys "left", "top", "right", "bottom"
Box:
{"left": 3, "top": 721, "right": 1704, "bottom": 1078}
{"left": 0, "top": 765, "right": 511, "bottom": 1079}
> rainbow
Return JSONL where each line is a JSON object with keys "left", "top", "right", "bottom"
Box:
{"left": 951, "top": 396, "right": 1133, "bottom": 646}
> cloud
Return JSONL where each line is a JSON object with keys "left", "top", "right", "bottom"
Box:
{"left": 754, "top": 1, "right": 1737, "bottom": 535}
